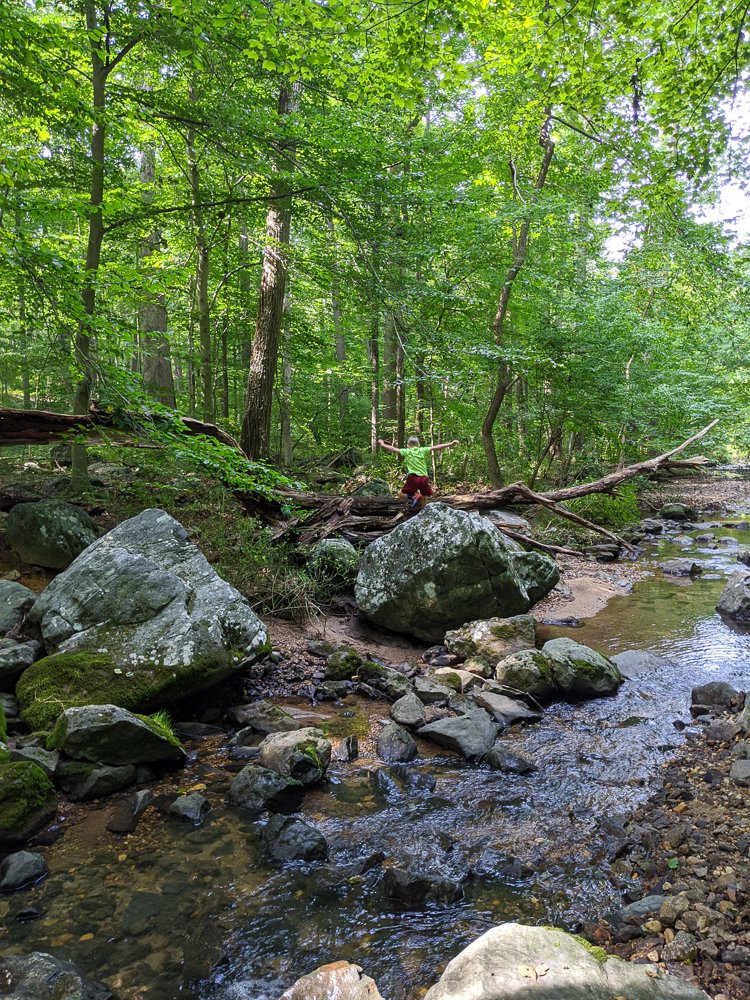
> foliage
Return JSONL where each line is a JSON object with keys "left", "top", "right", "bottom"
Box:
{"left": 567, "top": 485, "right": 643, "bottom": 531}
{"left": 1, "top": 0, "right": 749, "bottom": 487}
{"left": 143, "top": 709, "right": 184, "bottom": 751}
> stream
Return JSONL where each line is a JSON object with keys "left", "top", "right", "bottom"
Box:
{"left": 2, "top": 516, "right": 750, "bottom": 999}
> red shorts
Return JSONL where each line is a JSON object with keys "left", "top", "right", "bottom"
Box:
{"left": 402, "top": 474, "right": 433, "bottom": 497}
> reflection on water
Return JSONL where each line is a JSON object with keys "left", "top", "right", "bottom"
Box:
{"left": 2, "top": 521, "right": 750, "bottom": 999}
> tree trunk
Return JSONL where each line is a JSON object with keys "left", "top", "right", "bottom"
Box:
{"left": 280, "top": 294, "right": 293, "bottom": 467}
{"left": 240, "top": 81, "right": 301, "bottom": 459}
{"left": 382, "top": 311, "right": 398, "bottom": 426}
{"left": 326, "top": 214, "right": 348, "bottom": 424}
{"left": 481, "top": 116, "right": 555, "bottom": 488}
{"left": 395, "top": 316, "right": 406, "bottom": 447}
{"left": 139, "top": 146, "right": 176, "bottom": 408}
{"left": 71, "top": 3, "right": 108, "bottom": 490}
{"left": 369, "top": 309, "right": 380, "bottom": 456}
{"left": 187, "top": 85, "right": 214, "bottom": 423}
{"left": 14, "top": 212, "right": 31, "bottom": 409}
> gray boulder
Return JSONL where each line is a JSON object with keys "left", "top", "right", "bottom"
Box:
{"left": 49, "top": 705, "right": 185, "bottom": 765}
{"left": 0, "top": 850, "right": 48, "bottom": 891}
{"left": 229, "top": 764, "right": 303, "bottom": 813}
{"left": 27, "top": 506, "right": 267, "bottom": 670}
{"left": 717, "top": 573, "right": 750, "bottom": 621}
{"left": 661, "top": 559, "right": 702, "bottom": 577}
{"left": 9, "top": 746, "right": 59, "bottom": 779}
{"left": 0, "top": 581, "right": 35, "bottom": 636}
{"left": 691, "top": 681, "right": 740, "bottom": 708}
{"left": 730, "top": 759, "right": 750, "bottom": 786}
{"left": 261, "top": 814, "right": 328, "bottom": 862}
{"left": 106, "top": 789, "right": 152, "bottom": 834}
{"left": 0, "top": 640, "right": 43, "bottom": 687}
{"left": 659, "top": 503, "right": 697, "bottom": 521}
{"left": 472, "top": 690, "right": 541, "bottom": 725}
{"left": 226, "top": 700, "right": 303, "bottom": 734}
{"left": 513, "top": 551, "right": 561, "bottom": 604}
{"left": 612, "top": 649, "right": 673, "bottom": 679}
{"left": 358, "top": 660, "right": 411, "bottom": 699}
{"left": 55, "top": 760, "right": 137, "bottom": 801}
{"left": 414, "top": 676, "right": 453, "bottom": 705}
{"left": 494, "top": 649, "right": 556, "bottom": 699}
{"left": 0, "top": 952, "right": 116, "bottom": 999}
{"left": 258, "top": 727, "right": 331, "bottom": 785}
{"left": 168, "top": 792, "right": 210, "bottom": 824}
{"left": 739, "top": 693, "right": 750, "bottom": 733}
{"left": 418, "top": 709, "right": 497, "bottom": 760}
{"left": 308, "top": 538, "right": 360, "bottom": 588}
{"left": 542, "top": 637, "right": 622, "bottom": 697}
{"left": 279, "top": 962, "right": 384, "bottom": 1000}
{"left": 737, "top": 547, "right": 750, "bottom": 567}
{"left": 483, "top": 745, "right": 537, "bottom": 774}
{"left": 390, "top": 691, "right": 426, "bottom": 728}
{"left": 6, "top": 500, "right": 98, "bottom": 570}
{"left": 353, "top": 478, "right": 390, "bottom": 497}
{"left": 377, "top": 722, "right": 417, "bottom": 762}
{"left": 424, "top": 923, "right": 708, "bottom": 999}
{"left": 355, "top": 504, "right": 557, "bottom": 642}
{"left": 384, "top": 835, "right": 469, "bottom": 908}
{"left": 444, "top": 615, "right": 536, "bottom": 662}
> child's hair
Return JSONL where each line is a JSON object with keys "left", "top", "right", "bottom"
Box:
{"left": 407, "top": 435, "right": 420, "bottom": 447}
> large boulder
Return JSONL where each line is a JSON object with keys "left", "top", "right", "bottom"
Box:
{"left": 494, "top": 650, "right": 556, "bottom": 699}
{"left": 512, "top": 551, "right": 560, "bottom": 604}
{"left": 6, "top": 500, "right": 98, "bottom": 569}
{"left": 0, "top": 581, "right": 36, "bottom": 636}
{"left": 0, "top": 761, "right": 56, "bottom": 849}
{"left": 258, "top": 728, "right": 331, "bottom": 785}
{"left": 659, "top": 503, "right": 697, "bottom": 521}
{"left": 418, "top": 709, "right": 497, "bottom": 760}
{"left": 0, "top": 952, "right": 117, "bottom": 999}
{"left": 0, "top": 639, "right": 43, "bottom": 687}
{"left": 716, "top": 572, "right": 750, "bottom": 622}
{"left": 19, "top": 510, "right": 268, "bottom": 729}
{"left": 377, "top": 722, "right": 418, "bottom": 762}
{"left": 354, "top": 504, "right": 558, "bottom": 641}
{"left": 55, "top": 760, "right": 137, "bottom": 801}
{"left": 48, "top": 705, "right": 185, "bottom": 765}
{"left": 226, "top": 700, "right": 303, "bottom": 734}
{"left": 424, "top": 923, "right": 708, "bottom": 1000}
{"left": 308, "top": 538, "right": 361, "bottom": 589}
{"left": 229, "top": 764, "right": 303, "bottom": 813}
{"left": 279, "top": 961, "right": 384, "bottom": 1000}
{"left": 542, "top": 638, "right": 622, "bottom": 697}
{"left": 261, "top": 814, "right": 328, "bottom": 862}
{"left": 445, "top": 615, "right": 536, "bottom": 662}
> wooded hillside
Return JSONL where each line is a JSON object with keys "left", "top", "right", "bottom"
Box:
{"left": 1, "top": 0, "right": 749, "bottom": 486}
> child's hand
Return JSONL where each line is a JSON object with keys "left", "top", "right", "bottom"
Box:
{"left": 452, "top": 439, "right": 460, "bottom": 446}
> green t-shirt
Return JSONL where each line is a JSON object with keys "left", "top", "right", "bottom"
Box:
{"left": 400, "top": 446, "right": 431, "bottom": 477}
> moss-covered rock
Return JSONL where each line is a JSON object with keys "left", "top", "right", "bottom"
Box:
{"left": 16, "top": 651, "right": 238, "bottom": 732}
{"left": 324, "top": 648, "right": 363, "bottom": 681}
{"left": 55, "top": 759, "right": 137, "bottom": 801}
{"left": 6, "top": 500, "right": 98, "bottom": 569}
{"left": 494, "top": 649, "right": 556, "bottom": 699}
{"left": 47, "top": 704, "right": 186, "bottom": 765}
{"left": 0, "top": 761, "right": 56, "bottom": 849}
{"left": 258, "top": 727, "right": 332, "bottom": 785}
{"left": 445, "top": 615, "right": 536, "bottom": 662}
{"left": 542, "top": 637, "right": 622, "bottom": 697}
{"left": 308, "top": 538, "right": 361, "bottom": 591}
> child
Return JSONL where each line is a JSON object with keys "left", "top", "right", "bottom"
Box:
{"left": 377, "top": 435, "right": 459, "bottom": 510}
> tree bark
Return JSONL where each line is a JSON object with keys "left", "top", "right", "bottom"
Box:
{"left": 326, "top": 214, "right": 348, "bottom": 423}
{"left": 186, "top": 87, "right": 214, "bottom": 424}
{"left": 481, "top": 116, "right": 555, "bottom": 488}
{"left": 279, "top": 294, "right": 293, "bottom": 466}
{"left": 139, "top": 146, "right": 176, "bottom": 408}
{"left": 240, "top": 81, "right": 301, "bottom": 459}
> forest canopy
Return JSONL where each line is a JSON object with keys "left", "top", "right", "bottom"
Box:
{"left": 1, "top": 0, "right": 750, "bottom": 487}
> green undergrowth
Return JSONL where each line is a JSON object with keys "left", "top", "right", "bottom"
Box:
{"left": 142, "top": 709, "right": 184, "bottom": 751}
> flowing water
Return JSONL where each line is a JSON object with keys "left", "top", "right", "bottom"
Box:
{"left": 2, "top": 518, "right": 750, "bottom": 999}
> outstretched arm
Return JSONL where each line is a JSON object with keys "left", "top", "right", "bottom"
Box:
{"left": 430, "top": 440, "right": 460, "bottom": 452}
{"left": 377, "top": 438, "right": 401, "bottom": 455}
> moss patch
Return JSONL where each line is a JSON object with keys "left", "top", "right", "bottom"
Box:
{"left": 0, "top": 760, "right": 56, "bottom": 847}
{"left": 571, "top": 934, "right": 610, "bottom": 963}
{"left": 17, "top": 651, "right": 242, "bottom": 732}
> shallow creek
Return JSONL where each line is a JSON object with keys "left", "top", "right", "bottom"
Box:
{"left": 2, "top": 519, "right": 750, "bottom": 999}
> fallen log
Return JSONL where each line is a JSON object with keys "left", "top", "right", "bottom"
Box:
{"left": 237, "top": 420, "right": 719, "bottom": 548}
{"left": 0, "top": 406, "right": 244, "bottom": 454}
